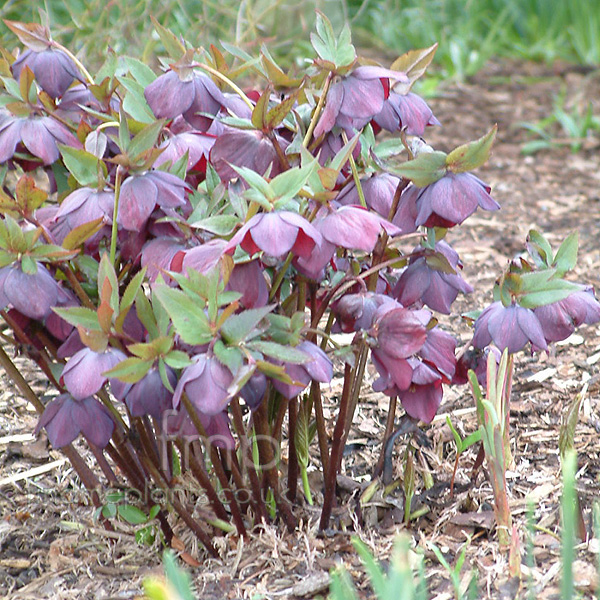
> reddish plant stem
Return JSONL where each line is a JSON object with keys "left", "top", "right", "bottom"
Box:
{"left": 253, "top": 399, "right": 296, "bottom": 531}
{"left": 373, "top": 395, "right": 397, "bottom": 479}
{"left": 230, "top": 398, "right": 268, "bottom": 523}
{"left": 173, "top": 438, "right": 230, "bottom": 522}
{"left": 271, "top": 395, "right": 288, "bottom": 445}
{"left": 319, "top": 361, "right": 353, "bottom": 530}
{"left": 142, "top": 456, "right": 218, "bottom": 558}
{"left": 268, "top": 131, "right": 291, "bottom": 171}
{"left": 310, "top": 381, "right": 329, "bottom": 482}
{"left": 221, "top": 448, "right": 250, "bottom": 513}
{"left": 287, "top": 397, "right": 299, "bottom": 502}
{"left": 87, "top": 442, "right": 119, "bottom": 485}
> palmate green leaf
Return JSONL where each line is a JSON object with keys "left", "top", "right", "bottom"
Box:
{"left": 519, "top": 285, "right": 580, "bottom": 309}
{"left": 0, "top": 250, "right": 15, "bottom": 267}
{"left": 135, "top": 288, "right": 159, "bottom": 339}
{"left": 122, "top": 56, "right": 156, "bottom": 88}
{"left": 20, "top": 254, "right": 37, "bottom": 274}
{"left": 103, "top": 356, "right": 152, "bottom": 383}
{"left": 120, "top": 267, "right": 147, "bottom": 313}
{"left": 164, "top": 350, "right": 192, "bottom": 369}
{"left": 270, "top": 159, "right": 317, "bottom": 207}
{"left": 553, "top": 231, "right": 578, "bottom": 274}
{"left": 189, "top": 214, "right": 238, "bottom": 235}
{"left": 391, "top": 43, "right": 438, "bottom": 94}
{"left": 117, "top": 76, "right": 155, "bottom": 124}
{"left": 247, "top": 341, "right": 310, "bottom": 364}
{"left": 153, "top": 285, "right": 213, "bottom": 345}
{"left": 58, "top": 144, "right": 103, "bottom": 187}
{"left": 53, "top": 306, "right": 101, "bottom": 331}
{"left": 128, "top": 119, "right": 166, "bottom": 159}
{"left": 311, "top": 11, "right": 355, "bottom": 68}
{"left": 150, "top": 17, "right": 186, "bottom": 60}
{"left": 387, "top": 151, "right": 448, "bottom": 187}
{"left": 446, "top": 125, "right": 497, "bottom": 174}
{"left": 527, "top": 229, "right": 553, "bottom": 267}
{"left": 61, "top": 218, "right": 104, "bottom": 250}
{"left": 220, "top": 305, "right": 275, "bottom": 345}
{"left": 117, "top": 504, "right": 148, "bottom": 524}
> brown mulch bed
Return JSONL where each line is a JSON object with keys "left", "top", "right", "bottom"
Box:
{"left": 1, "top": 59, "right": 600, "bottom": 599}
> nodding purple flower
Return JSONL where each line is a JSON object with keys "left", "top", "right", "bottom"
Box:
{"left": 154, "top": 131, "right": 216, "bottom": 173}
{"left": 419, "top": 326, "right": 457, "bottom": 382}
{"left": 240, "top": 371, "right": 268, "bottom": 410}
{"left": 336, "top": 173, "right": 402, "bottom": 220}
{"left": 144, "top": 68, "right": 226, "bottom": 131}
{"left": 12, "top": 48, "right": 80, "bottom": 99}
{"left": 209, "top": 129, "right": 287, "bottom": 182}
{"left": 173, "top": 353, "right": 234, "bottom": 416}
{"left": 35, "top": 393, "right": 114, "bottom": 448}
{"left": 272, "top": 341, "right": 333, "bottom": 399}
{"left": 534, "top": 287, "right": 600, "bottom": 343}
{"left": 369, "top": 307, "right": 429, "bottom": 392}
{"left": 332, "top": 292, "right": 401, "bottom": 333}
{"left": 141, "top": 237, "right": 187, "bottom": 283}
{"left": 313, "top": 66, "right": 408, "bottom": 139}
{"left": 61, "top": 346, "right": 127, "bottom": 400}
{"left": 473, "top": 302, "right": 547, "bottom": 354}
{"left": 413, "top": 172, "right": 500, "bottom": 228}
{"left": 397, "top": 359, "right": 443, "bottom": 423}
{"left": 393, "top": 241, "right": 473, "bottom": 314}
{"left": 180, "top": 239, "right": 227, "bottom": 274}
{"left": 0, "top": 110, "right": 81, "bottom": 165}
{"left": 227, "top": 261, "right": 269, "bottom": 309}
{"left": 453, "top": 345, "right": 502, "bottom": 386}
{"left": 117, "top": 170, "right": 190, "bottom": 231}
{"left": 51, "top": 187, "right": 114, "bottom": 245}
{"left": 391, "top": 184, "right": 419, "bottom": 233}
{"left": 0, "top": 262, "right": 60, "bottom": 320}
{"left": 113, "top": 366, "right": 177, "bottom": 419}
{"left": 373, "top": 91, "right": 439, "bottom": 136}
{"left": 225, "top": 211, "right": 322, "bottom": 260}
{"left": 161, "top": 407, "right": 234, "bottom": 450}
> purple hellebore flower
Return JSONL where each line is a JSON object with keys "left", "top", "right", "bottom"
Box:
{"left": 52, "top": 187, "right": 114, "bottom": 244}
{"left": 534, "top": 287, "right": 600, "bottom": 343}
{"left": 45, "top": 286, "right": 78, "bottom": 341}
{"left": 35, "top": 393, "right": 114, "bottom": 448}
{"left": 117, "top": 170, "right": 190, "bottom": 231}
{"left": 161, "top": 407, "right": 235, "bottom": 450}
{"left": 209, "top": 129, "right": 287, "bottom": 182}
{"left": 398, "top": 365, "right": 443, "bottom": 423}
{"left": 144, "top": 69, "right": 226, "bottom": 131}
{"left": 313, "top": 66, "right": 408, "bottom": 139}
{"left": 225, "top": 211, "right": 322, "bottom": 260}
{"left": 0, "top": 262, "right": 60, "bottom": 320}
{"left": 472, "top": 301, "right": 547, "bottom": 353}
{"left": 332, "top": 292, "right": 401, "bottom": 333}
{"left": 227, "top": 261, "right": 269, "bottom": 309}
{"left": 272, "top": 341, "right": 333, "bottom": 399}
{"left": 12, "top": 48, "right": 80, "bottom": 99}
{"left": 0, "top": 110, "right": 81, "bottom": 165}
{"left": 393, "top": 241, "right": 473, "bottom": 314}
{"left": 419, "top": 326, "right": 457, "bottom": 382}
{"left": 453, "top": 345, "right": 502, "bottom": 386}
{"left": 180, "top": 238, "right": 227, "bottom": 274}
{"left": 391, "top": 184, "right": 419, "bottom": 233}
{"left": 113, "top": 366, "right": 177, "bottom": 419}
{"left": 336, "top": 173, "right": 402, "bottom": 219}
{"left": 141, "top": 237, "right": 187, "bottom": 282}
{"left": 62, "top": 346, "right": 127, "bottom": 400}
{"left": 240, "top": 370, "right": 268, "bottom": 410}
{"left": 154, "top": 131, "right": 216, "bottom": 173}
{"left": 373, "top": 91, "right": 440, "bottom": 136}
{"left": 413, "top": 172, "right": 500, "bottom": 228}
{"left": 173, "top": 353, "right": 233, "bottom": 416}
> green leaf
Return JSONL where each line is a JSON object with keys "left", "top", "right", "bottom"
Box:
{"left": 352, "top": 538, "right": 388, "bottom": 600}
{"left": 128, "top": 119, "right": 165, "bottom": 159}
{"left": 153, "top": 285, "right": 213, "bottom": 345}
{"left": 164, "top": 350, "right": 193, "bottom": 369}
{"left": 527, "top": 229, "right": 553, "bottom": 267}
{"left": 251, "top": 85, "right": 270, "bottom": 130}
{"left": 117, "top": 76, "right": 155, "bottom": 124}
{"left": 98, "top": 253, "right": 119, "bottom": 313}
{"left": 122, "top": 56, "right": 157, "bottom": 88}
{"left": 52, "top": 306, "right": 101, "bottom": 330}
{"left": 62, "top": 217, "right": 104, "bottom": 250}
{"left": 390, "top": 43, "right": 438, "bottom": 94}
{"left": 20, "top": 254, "right": 37, "bottom": 274}
{"left": 103, "top": 357, "right": 152, "bottom": 383}
{"left": 58, "top": 145, "right": 102, "bottom": 187}
{"left": 188, "top": 214, "right": 239, "bottom": 235}
{"left": 163, "top": 550, "right": 195, "bottom": 600}
{"left": 387, "top": 151, "right": 448, "bottom": 187}
{"left": 446, "top": 125, "right": 497, "bottom": 174}
{"left": 212, "top": 340, "right": 243, "bottom": 374}
{"left": 310, "top": 11, "right": 355, "bottom": 68}
{"left": 295, "top": 404, "right": 310, "bottom": 468}
{"left": 519, "top": 285, "right": 580, "bottom": 309}
{"left": 270, "top": 160, "right": 317, "bottom": 206}
{"left": 151, "top": 17, "right": 186, "bottom": 59}
{"left": 120, "top": 267, "right": 147, "bottom": 313}
{"left": 553, "top": 231, "right": 578, "bottom": 274}
{"left": 135, "top": 288, "right": 159, "bottom": 339}
{"left": 265, "top": 87, "right": 301, "bottom": 130}
{"left": 247, "top": 341, "right": 310, "bottom": 364}
{"left": 117, "top": 504, "right": 148, "bottom": 525}
{"left": 220, "top": 305, "right": 275, "bottom": 345}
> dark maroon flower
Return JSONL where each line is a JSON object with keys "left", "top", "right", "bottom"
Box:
{"left": 534, "top": 287, "right": 600, "bottom": 343}
{"left": 393, "top": 241, "right": 473, "bottom": 314}
{"left": 161, "top": 407, "right": 234, "bottom": 449}
{"left": 413, "top": 172, "right": 499, "bottom": 228}
{"left": 225, "top": 211, "right": 322, "bottom": 260}
{"left": 373, "top": 91, "right": 439, "bottom": 136}
{"left": 240, "top": 371, "right": 267, "bottom": 410}
{"left": 227, "top": 261, "right": 269, "bottom": 309}
{"left": 144, "top": 69, "right": 226, "bottom": 131}
{"left": 62, "top": 346, "right": 127, "bottom": 400}
{"left": 173, "top": 354, "right": 233, "bottom": 416}
{"left": 332, "top": 292, "right": 401, "bottom": 333}
{"left": 391, "top": 184, "right": 419, "bottom": 233}
{"left": 314, "top": 67, "right": 408, "bottom": 138}
{"left": 114, "top": 366, "right": 177, "bottom": 419}
{"left": 0, "top": 110, "right": 81, "bottom": 165}
{"left": 45, "top": 287, "right": 78, "bottom": 341}
{"left": 453, "top": 346, "right": 501, "bottom": 386}
{"left": 154, "top": 131, "right": 216, "bottom": 174}
{"left": 52, "top": 187, "right": 114, "bottom": 244}
{"left": 209, "top": 129, "right": 287, "bottom": 182}
{"left": 12, "top": 48, "right": 80, "bottom": 99}
{"left": 117, "top": 170, "right": 190, "bottom": 231}
{"left": 35, "top": 393, "right": 114, "bottom": 448}
{"left": 272, "top": 341, "right": 333, "bottom": 399}
{"left": 419, "top": 326, "right": 457, "bottom": 382}
{"left": 473, "top": 302, "right": 547, "bottom": 353}
{"left": 336, "top": 173, "right": 402, "bottom": 219}
{"left": 398, "top": 363, "right": 443, "bottom": 423}
{"left": 0, "top": 262, "right": 60, "bottom": 320}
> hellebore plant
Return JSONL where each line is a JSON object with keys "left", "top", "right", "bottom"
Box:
{"left": 0, "top": 13, "right": 599, "bottom": 559}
